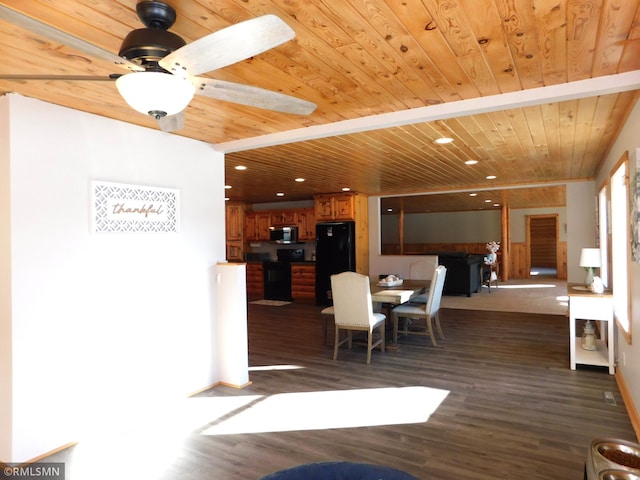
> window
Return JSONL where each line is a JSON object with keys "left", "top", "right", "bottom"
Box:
{"left": 610, "top": 153, "right": 631, "bottom": 341}
{"left": 598, "top": 185, "right": 609, "bottom": 288}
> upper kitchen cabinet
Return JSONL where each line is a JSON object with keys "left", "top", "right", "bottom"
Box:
{"left": 245, "top": 210, "right": 271, "bottom": 241}
{"left": 314, "top": 192, "right": 364, "bottom": 222}
{"left": 225, "top": 203, "right": 245, "bottom": 241}
{"left": 271, "top": 210, "right": 297, "bottom": 226}
{"left": 297, "top": 207, "right": 316, "bottom": 241}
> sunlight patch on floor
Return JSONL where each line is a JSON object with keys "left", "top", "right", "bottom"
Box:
{"left": 497, "top": 283, "right": 558, "bottom": 290}
{"left": 56, "top": 386, "right": 449, "bottom": 479}
{"left": 249, "top": 364, "right": 305, "bottom": 371}
{"left": 200, "top": 386, "right": 449, "bottom": 435}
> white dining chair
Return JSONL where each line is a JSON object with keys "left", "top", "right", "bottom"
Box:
{"left": 330, "top": 271, "right": 386, "bottom": 364}
{"left": 408, "top": 260, "right": 436, "bottom": 303}
{"left": 320, "top": 305, "right": 334, "bottom": 344}
{"left": 391, "top": 265, "right": 447, "bottom": 346}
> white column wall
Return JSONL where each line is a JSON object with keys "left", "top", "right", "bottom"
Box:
{"left": 1, "top": 94, "right": 227, "bottom": 462}
{"left": 0, "top": 89, "right": 13, "bottom": 463}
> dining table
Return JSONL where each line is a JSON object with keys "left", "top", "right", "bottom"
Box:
{"left": 370, "top": 279, "right": 430, "bottom": 347}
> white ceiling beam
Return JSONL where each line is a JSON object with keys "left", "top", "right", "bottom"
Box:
{"left": 215, "top": 70, "right": 640, "bottom": 153}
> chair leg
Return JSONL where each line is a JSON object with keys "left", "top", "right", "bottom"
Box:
{"left": 391, "top": 311, "right": 399, "bottom": 344}
{"left": 403, "top": 317, "right": 410, "bottom": 335}
{"left": 426, "top": 316, "right": 438, "bottom": 347}
{"left": 333, "top": 325, "right": 340, "bottom": 360}
{"left": 380, "top": 323, "right": 385, "bottom": 352}
{"left": 434, "top": 311, "right": 445, "bottom": 339}
{"left": 366, "top": 331, "right": 373, "bottom": 364}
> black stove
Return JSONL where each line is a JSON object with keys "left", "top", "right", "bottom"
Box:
{"left": 263, "top": 249, "right": 305, "bottom": 301}
{"left": 277, "top": 248, "right": 305, "bottom": 262}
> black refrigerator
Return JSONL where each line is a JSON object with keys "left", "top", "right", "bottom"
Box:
{"left": 315, "top": 221, "right": 356, "bottom": 305}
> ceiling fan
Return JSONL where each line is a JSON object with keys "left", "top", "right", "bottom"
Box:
{"left": 0, "top": 1, "right": 316, "bottom": 131}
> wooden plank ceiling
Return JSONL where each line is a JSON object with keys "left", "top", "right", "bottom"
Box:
{"left": 1, "top": 0, "right": 640, "bottom": 211}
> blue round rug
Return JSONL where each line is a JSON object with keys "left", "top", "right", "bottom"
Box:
{"left": 258, "top": 461, "right": 420, "bottom": 479}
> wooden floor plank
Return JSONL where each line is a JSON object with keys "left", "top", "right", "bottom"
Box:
{"left": 44, "top": 303, "right": 635, "bottom": 479}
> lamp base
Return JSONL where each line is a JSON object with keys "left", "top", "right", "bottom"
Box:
{"left": 584, "top": 267, "right": 594, "bottom": 287}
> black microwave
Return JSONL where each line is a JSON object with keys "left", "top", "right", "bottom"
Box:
{"left": 269, "top": 225, "right": 299, "bottom": 244}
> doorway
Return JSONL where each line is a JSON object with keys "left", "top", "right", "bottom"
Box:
{"left": 526, "top": 214, "right": 559, "bottom": 278}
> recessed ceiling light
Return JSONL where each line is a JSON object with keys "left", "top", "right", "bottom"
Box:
{"left": 493, "top": 203, "right": 500, "bottom": 207}
{"left": 295, "top": 178, "right": 305, "bottom": 182}
{"left": 485, "top": 199, "right": 492, "bottom": 203}
{"left": 387, "top": 208, "right": 393, "bottom": 212}
{"left": 276, "top": 192, "right": 285, "bottom": 197}
{"left": 465, "top": 159, "right": 478, "bottom": 165}
{"left": 235, "top": 165, "right": 247, "bottom": 171}
{"left": 224, "top": 197, "right": 229, "bottom": 201}
{"left": 342, "top": 187, "right": 351, "bottom": 191}
{"left": 224, "top": 185, "right": 232, "bottom": 189}
{"left": 434, "top": 137, "right": 454, "bottom": 144}
{"left": 469, "top": 193, "right": 478, "bottom": 197}
{"left": 486, "top": 175, "right": 496, "bottom": 180}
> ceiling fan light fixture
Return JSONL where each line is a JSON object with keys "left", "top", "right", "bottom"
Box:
{"left": 116, "top": 71, "right": 194, "bottom": 118}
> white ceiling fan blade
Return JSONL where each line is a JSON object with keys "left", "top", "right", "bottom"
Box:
{"left": 193, "top": 78, "right": 316, "bottom": 115}
{"left": 0, "top": 5, "right": 142, "bottom": 73}
{"left": 160, "top": 14, "right": 295, "bottom": 77}
{"left": 157, "top": 112, "right": 185, "bottom": 132}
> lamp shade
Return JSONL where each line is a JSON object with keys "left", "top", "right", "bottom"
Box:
{"left": 115, "top": 72, "right": 195, "bottom": 118}
{"left": 579, "top": 248, "right": 601, "bottom": 268}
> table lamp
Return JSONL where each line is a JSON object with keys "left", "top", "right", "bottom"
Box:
{"left": 579, "top": 248, "right": 601, "bottom": 286}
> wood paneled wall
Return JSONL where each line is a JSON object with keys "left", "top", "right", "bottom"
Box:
{"left": 382, "top": 242, "right": 493, "bottom": 256}
{"left": 510, "top": 242, "right": 567, "bottom": 280}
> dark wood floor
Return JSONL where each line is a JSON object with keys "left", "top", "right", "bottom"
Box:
{"left": 49, "top": 303, "right": 635, "bottom": 479}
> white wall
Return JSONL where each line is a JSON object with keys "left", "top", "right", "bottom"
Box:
{"left": 381, "top": 210, "right": 500, "bottom": 244}
{"left": 381, "top": 203, "right": 567, "bottom": 246}
{"left": 368, "top": 197, "right": 438, "bottom": 278}
{"left": 0, "top": 94, "right": 227, "bottom": 462}
{"left": 403, "top": 210, "right": 500, "bottom": 243}
{"left": 0, "top": 90, "right": 12, "bottom": 463}
{"left": 566, "top": 182, "right": 598, "bottom": 283}
{"left": 594, "top": 97, "right": 640, "bottom": 429}
{"left": 509, "top": 207, "right": 567, "bottom": 243}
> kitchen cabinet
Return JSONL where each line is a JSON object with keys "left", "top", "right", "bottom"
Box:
{"left": 314, "top": 193, "right": 357, "bottom": 221}
{"left": 297, "top": 207, "right": 316, "bottom": 241}
{"left": 246, "top": 263, "right": 264, "bottom": 300}
{"left": 314, "top": 194, "right": 336, "bottom": 221}
{"left": 334, "top": 193, "right": 356, "bottom": 220}
{"left": 291, "top": 263, "right": 316, "bottom": 303}
{"left": 271, "top": 210, "right": 297, "bottom": 226}
{"left": 245, "top": 211, "right": 271, "bottom": 241}
{"left": 225, "top": 203, "right": 245, "bottom": 261}
{"left": 226, "top": 241, "right": 243, "bottom": 262}
{"left": 225, "top": 203, "right": 244, "bottom": 241}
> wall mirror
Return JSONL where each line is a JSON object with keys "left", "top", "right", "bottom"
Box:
{"left": 380, "top": 185, "right": 567, "bottom": 255}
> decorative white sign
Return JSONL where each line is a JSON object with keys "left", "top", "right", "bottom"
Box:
{"left": 92, "top": 181, "right": 179, "bottom": 233}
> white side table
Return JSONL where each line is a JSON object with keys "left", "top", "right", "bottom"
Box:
{"left": 568, "top": 285, "right": 614, "bottom": 374}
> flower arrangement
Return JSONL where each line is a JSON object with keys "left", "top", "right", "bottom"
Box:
{"left": 485, "top": 241, "right": 500, "bottom": 265}
{"left": 486, "top": 241, "right": 500, "bottom": 254}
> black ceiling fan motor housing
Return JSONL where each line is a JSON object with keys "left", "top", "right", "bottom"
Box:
{"left": 118, "top": 1, "right": 186, "bottom": 66}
